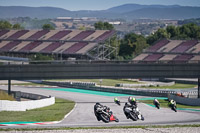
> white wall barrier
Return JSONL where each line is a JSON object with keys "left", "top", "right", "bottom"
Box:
{"left": 0, "top": 97, "right": 55, "bottom": 111}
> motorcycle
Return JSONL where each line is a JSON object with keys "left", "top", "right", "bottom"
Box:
{"left": 170, "top": 104, "right": 177, "bottom": 112}
{"left": 123, "top": 102, "right": 144, "bottom": 121}
{"left": 114, "top": 98, "right": 121, "bottom": 106}
{"left": 94, "top": 103, "right": 119, "bottom": 123}
{"left": 168, "top": 100, "right": 177, "bottom": 112}
{"left": 153, "top": 100, "right": 160, "bottom": 109}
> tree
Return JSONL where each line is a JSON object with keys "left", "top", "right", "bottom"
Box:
{"left": 94, "top": 21, "right": 104, "bottom": 30}
{"left": 147, "top": 28, "right": 170, "bottom": 45}
{"left": 42, "top": 24, "right": 55, "bottom": 30}
{"left": 94, "top": 21, "right": 114, "bottom": 30}
{"left": 166, "top": 25, "right": 178, "bottom": 38}
{"left": 119, "top": 33, "right": 148, "bottom": 59}
{"left": 79, "top": 26, "right": 86, "bottom": 30}
{"left": 12, "top": 23, "right": 24, "bottom": 30}
{"left": 0, "top": 21, "right": 12, "bottom": 30}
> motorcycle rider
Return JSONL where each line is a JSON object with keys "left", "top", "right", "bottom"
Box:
{"left": 128, "top": 96, "right": 137, "bottom": 108}
{"left": 94, "top": 102, "right": 111, "bottom": 121}
{"left": 168, "top": 99, "right": 176, "bottom": 108}
{"left": 123, "top": 97, "right": 137, "bottom": 119}
{"left": 153, "top": 98, "right": 159, "bottom": 105}
{"left": 114, "top": 97, "right": 120, "bottom": 105}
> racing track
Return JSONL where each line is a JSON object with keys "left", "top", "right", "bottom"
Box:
{"left": 0, "top": 85, "right": 200, "bottom": 128}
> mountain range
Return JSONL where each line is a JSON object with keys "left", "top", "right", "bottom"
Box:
{"left": 0, "top": 4, "right": 200, "bottom": 20}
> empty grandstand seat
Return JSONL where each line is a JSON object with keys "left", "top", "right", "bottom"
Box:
{"left": 171, "top": 40, "right": 198, "bottom": 53}
{"left": 133, "top": 54, "right": 149, "bottom": 61}
{"left": 173, "top": 54, "right": 194, "bottom": 62}
{"left": 63, "top": 42, "right": 88, "bottom": 54}
{"left": 143, "top": 54, "right": 164, "bottom": 62}
{"left": 19, "top": 41, "right": 42, "bottom": 52}
{"left": 146, "top": 39, "right": 169, "bottom": 52}
{"left": 27, "top": 30, "right": 49, "bottom": 40}
{"left": 7, "top": 30, "right": 29, "bottom": 39}
{"left": 95, "top": 30, "right": 115, "bottom": 42}
{"left": 159, "top": 54, "right": 177, "bottom": 61}
{"left": 70, "top": 30, "right": 95, "bottom": 41}
{"left": 40, "top": 42, "right": 63, "bottom": 53}
{"left": 48, "top": 30, "right": 71, "bottom": 40}
{"left": 0, "top": 30, "right": 9, "bottom": 37}
{"left": 187, "top": 42, "right": 200, "bottom": 53}
{"left": 0, "top": 41, "right": 21, "bottom": 51}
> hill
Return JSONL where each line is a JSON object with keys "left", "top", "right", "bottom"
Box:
{"left": 0, "top": 4, "right": 200, "bottom": 20}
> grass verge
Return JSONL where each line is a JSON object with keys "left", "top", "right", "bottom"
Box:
{"left": 144, "top": 83, "right": 196, "bottom": 89}
{"left": 0, "top": 90, "right": 15, "bottom": 101}
{"left": 140, "top": 99, "right": 200, "bottom": 109}
{"left": 47, "top": 79, "right": 196, "bottom": 89}
{"left": 47, "top": 79, "right": 141, "bottom": 86}
{"left": 0, "top": 124, "right": 200, "bottom": 131}
{"left": 0, "top": 98, "right": 75, "bottom": 122}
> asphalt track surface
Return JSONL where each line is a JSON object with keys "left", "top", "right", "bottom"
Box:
{"left": 0, "top": 85, "right": 200, "bottom": 128}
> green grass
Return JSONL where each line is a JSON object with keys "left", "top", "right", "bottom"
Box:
{"left": 0, "top": 98, "right": 75, "bottom": 122}
{"left": 47, "top": 79, "right": 196, "bottom": 89}
{"left": 0, "top": 90, "right": 15, "bottom": 101}
{"left": 140, "top": 99, "right": 200, "bottom": 109}
{"left": 143, "top": 83, "right": 196, "bottom": 89}
{"left": 48, "top": 79, "right": 141, "bottom": 86}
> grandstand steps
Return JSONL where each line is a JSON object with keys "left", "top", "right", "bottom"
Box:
{"left": 0, "top": 29, "right": 115, "bottom": 60}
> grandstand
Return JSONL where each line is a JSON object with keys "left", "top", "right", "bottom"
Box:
{"left": 0, "top": 30, "right": 115, "bottom": 60}
{"left": 133, "top": 39, "right": 200, "bottom": 63}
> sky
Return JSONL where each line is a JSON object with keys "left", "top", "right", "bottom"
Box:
{"left": 1, "top": 0, "right": 200, "bottom": 11}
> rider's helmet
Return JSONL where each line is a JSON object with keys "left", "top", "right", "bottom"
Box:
{"left": 96, "top": 102, "right": 100, "bottom": 105}
{"left": 128, "top": 96, "right": 136, "bottom": 104}
{"left": 170, "top": 99, "right": 175, "bottom": 104}
{"left": 114, "top": 97, "right": 118, "bottom": 102}
{"left": 95, "top": 102, "right": 101, "bottom": 107}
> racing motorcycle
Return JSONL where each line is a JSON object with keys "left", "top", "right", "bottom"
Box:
{"left": 94, "top": 103, "right": 119, "bottom": 123}
{"left": 123, "top": 102, "right": 144, "bottom": 121}
{"left": 114, "top": 97, "right": 121, "bottom": 106}
{"left": 153, "top": 99, "right": 160, "bottom": 109}
{"left": 170, "top": 104, "right": 177, "bottom": 112}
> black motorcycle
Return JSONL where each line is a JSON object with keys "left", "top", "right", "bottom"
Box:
{"left": 170, "top": 104, "right": 177, "bottom": 112}
{"left": 123, "top": 103, "right": 144, "bottom": 121}
{"left": 153, "top": 100, "right": 160, "bottom": 109}
{"left": 94, "top": 103, "right": 119, "bottom": 123}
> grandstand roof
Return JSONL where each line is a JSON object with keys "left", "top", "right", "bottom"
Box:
{"left": 133, "top": 39, "right": 200, "bottom": 63}
{"left": 0, "top": 30, "right": 115, "bottom": 56}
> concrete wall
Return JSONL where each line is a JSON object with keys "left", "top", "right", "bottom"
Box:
{"left": 0, "top": 97, "right": 55, "bottom": 111}
{"left": 0, "top": 63, "right": 200, "bottom": 80}
{"left": 169, "top": 94, "right": 200, "bottom": 106}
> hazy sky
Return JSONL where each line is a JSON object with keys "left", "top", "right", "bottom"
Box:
{"left": 1, "top": 0, "right": 200, "bottom": 10}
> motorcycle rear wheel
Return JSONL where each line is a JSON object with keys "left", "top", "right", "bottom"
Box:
{"left": 129, "top": 112, "right": 138, "bottom": 121}
{"left": 100, "top": 113, "right": 110, "bottom": 123}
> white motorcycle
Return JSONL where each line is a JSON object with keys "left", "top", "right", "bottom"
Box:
{"left": 123, "top": 103, "right": 144, "bottom": 121}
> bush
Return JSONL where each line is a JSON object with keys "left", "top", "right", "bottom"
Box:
{"left": 0, "top": 91, "right": 15, "bottom": 101}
